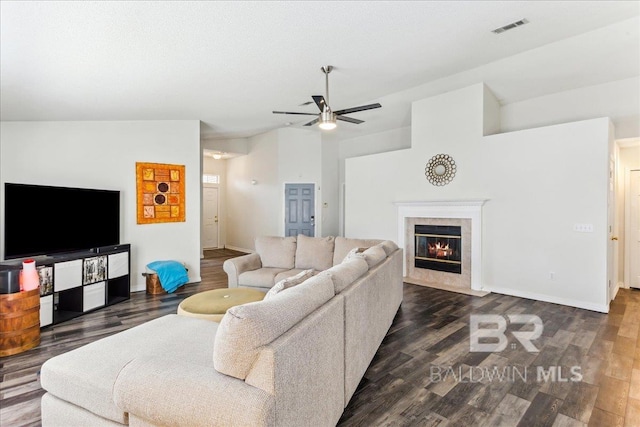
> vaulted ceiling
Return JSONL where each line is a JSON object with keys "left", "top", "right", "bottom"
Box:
{"left": 1, "top": 1, "right": 638, "bottom": 140}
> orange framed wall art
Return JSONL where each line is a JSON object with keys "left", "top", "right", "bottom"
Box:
{"left": 136, "top": 162, "right": 186, "bottom": 224}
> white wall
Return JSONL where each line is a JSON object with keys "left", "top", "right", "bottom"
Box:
{"left": 334, "top": 71, "right": 638, "bottom": 237}
{"left": 501, "top": 77, "right": 640, "bottom": 139}
{"left": 338, "top": 126, "right": 412, "bottom": 163}
{"left": 277, "top": 128, "right": 323, "bottom": 236}
{"left": 345, "top": 84, "right": 611, "bottom": 312}
{"left": 225, "top": 130, "right": 280, "bottom": 251}
{"left": 224, "top": 127, "right": 327, "bottom": 251}
{"left": 0, "top": 120, "right": 202, "bottom": 292}
{"left": 201, "top": 137, "right": 249, "bottom": 156}
{"left": 337, "top": 126, "right": 412, "bottom": 235}
{"left": 321, "top": 137, "right": 340, "bottom": 237}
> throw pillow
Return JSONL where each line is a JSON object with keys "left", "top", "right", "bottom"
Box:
{"left": 264, "top": 269, "right": 314, "bottom": 300}
{"left": 342, "top": 247, "right": 367, "bottom": 263}
{"left": 332, "top": 237, "right": 384, "bottom": 265}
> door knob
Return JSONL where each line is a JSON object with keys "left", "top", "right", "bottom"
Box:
{"left": 611, "top": 236, "right": 618, "bottom": 241}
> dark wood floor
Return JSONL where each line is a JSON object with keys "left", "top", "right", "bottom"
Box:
{"left": 341, "top": 285, "right": 640, "bottom": 427}
{"left": 1, "top": 249, "right": 639, "bottom": 426}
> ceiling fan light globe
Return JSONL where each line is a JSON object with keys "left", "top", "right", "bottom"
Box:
{"left": 319, "top": 121, "right": 337, "bottom": 130}
{"left": 319, "top": 110, "right": 337, "bottom": 130}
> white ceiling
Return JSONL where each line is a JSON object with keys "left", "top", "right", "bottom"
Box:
{"left": 1, "top": 1, "right": 638, "bottom": 141}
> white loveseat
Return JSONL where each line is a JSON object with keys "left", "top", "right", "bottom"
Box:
{"left": 40, "top": 235, "right": 403, "bottom": 426}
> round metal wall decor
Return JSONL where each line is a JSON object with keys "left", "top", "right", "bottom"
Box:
{"left": 425, "top": 154, "right": 456, "bottom": 186}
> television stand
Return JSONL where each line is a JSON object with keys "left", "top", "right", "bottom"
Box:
{"left": 0, "top": 244, "right": 131, "bottom": 329}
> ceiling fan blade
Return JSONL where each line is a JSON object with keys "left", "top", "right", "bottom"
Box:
{"left": 272, "top": 111, "right": 318, "bottom": 116}
{"left": 304, "top": 118, "right": 320, "bottom": 126}
{"left": 334, "top": 103, "right": 382, "bottom": 116}
{"left": 337, "top": 116, "right": 364, "bottom": 124}
{"left": 312, "top": 95, "right": 326, "bottom": 112}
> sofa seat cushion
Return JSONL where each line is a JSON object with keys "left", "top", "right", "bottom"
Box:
{"left": 326, "top": 257, "right": 369, "bottom": 293}
{"left": 214, "top": 272, "right": 335, "bottom": 380}
{"left": 295, "top": 234, "right": 335, "bottom": 271}
{"left": 333, "top": 237, "right": 383, "bottom": 266}
{"left": 255, "top": 236, "right": 297, "bottom": 269}
{"left": 40, "top": 315, "right": 217, "bottom": 424}
{"left": 273, "top": 268, "right": 312, "bottom": 283}
{"left": 238, "top": 267, "right": 289, "bottom": 287}
{"left": 265, "top": 269, "right": 315, "bottom": 299}
{"left": 114, "top": 356, "right": 275, "bottom": 427}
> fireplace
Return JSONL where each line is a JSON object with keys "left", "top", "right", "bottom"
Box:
{"left": 395, "top": 200, "right": 487, "bottom": 293}
{"left": 415, "top": 225, "right": 462, "bottom": 274}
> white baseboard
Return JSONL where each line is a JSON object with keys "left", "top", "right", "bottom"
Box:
{"left": 131, "top": 282, "right": 145, "bottom": 293}
{"left": 483, "top": 285, "right": 609, "bottom": 313}
{"left": 613, "top": 282, "right": 623, "bottom": 300}
{"left": 131, "top": 276, "right": 202, "bottom": 294}
{"left": 224, "top": 245, "right": 254, "bottom": 254}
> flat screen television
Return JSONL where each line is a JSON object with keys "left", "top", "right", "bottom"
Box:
{"left": 3, "top": 183, "right": 120, "bottom": 259}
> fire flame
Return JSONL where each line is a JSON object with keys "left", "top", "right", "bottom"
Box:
{"left": 428, "top": 241, "right": 453, "bottom": 258}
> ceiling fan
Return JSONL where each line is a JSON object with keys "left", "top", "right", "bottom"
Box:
{"left": 273, "top": 65, "right": 382, "bottom": 130}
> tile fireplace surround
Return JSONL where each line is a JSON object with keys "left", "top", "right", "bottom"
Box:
{"left": 394, "top": 200, "right": 488, "bottom": 296}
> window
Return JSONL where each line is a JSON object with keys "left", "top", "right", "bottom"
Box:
{"left": 202, "top": 174, "right": 220, "bottom": 184}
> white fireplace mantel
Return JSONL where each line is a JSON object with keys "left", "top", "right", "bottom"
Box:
{"left": 394, "top": 200, "right": 488, "bottom": 291}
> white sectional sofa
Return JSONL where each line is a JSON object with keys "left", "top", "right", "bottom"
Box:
{"left": 223, "top": 234, "right": 389, "bottom": 292}
{"left": 40, "top": 235, "right": 403, "bottom": 427}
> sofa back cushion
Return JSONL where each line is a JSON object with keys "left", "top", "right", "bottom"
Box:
{"left": 379, "top": 240, "right": 399, "bottom": 256}
{"left": 295, "top": 235, "right": 335, "bottom": 271}
{"left": 333, "top": 237, "right": 383, "bottom": 266}
{"left": 326, "top": 257, "right": 369, "bottom": 293}
{"left": 255, "top": 236, "right": 297, "bottom": 269}
{"left": 363, "top": 245, "right": 387, "bottom": 268}
{"left": 213, "top": 272, "right": 335, "bottom": 380}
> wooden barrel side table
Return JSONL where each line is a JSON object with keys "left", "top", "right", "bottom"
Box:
{"left": 0, "top": 289, "right": 41, "bottom": 357}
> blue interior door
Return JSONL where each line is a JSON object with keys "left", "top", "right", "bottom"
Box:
{"left": 285, "top": 184, "right": 315, "bottom": 237}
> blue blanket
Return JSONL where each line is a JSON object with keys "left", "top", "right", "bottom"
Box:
{"left": 146, "top": 260, "right": 189, "bottom": 293}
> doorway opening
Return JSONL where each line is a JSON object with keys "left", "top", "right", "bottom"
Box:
{"left": 613, "top": 138, "right": 640, "bottom": 296}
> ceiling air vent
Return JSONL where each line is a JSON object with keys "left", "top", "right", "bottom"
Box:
{"left": 492, "top": 19, "right": 529, "bottom": 34}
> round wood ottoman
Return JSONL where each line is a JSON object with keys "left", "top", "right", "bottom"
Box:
{"left": 177, "top": 288, "right": 265, "bottom": 322}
